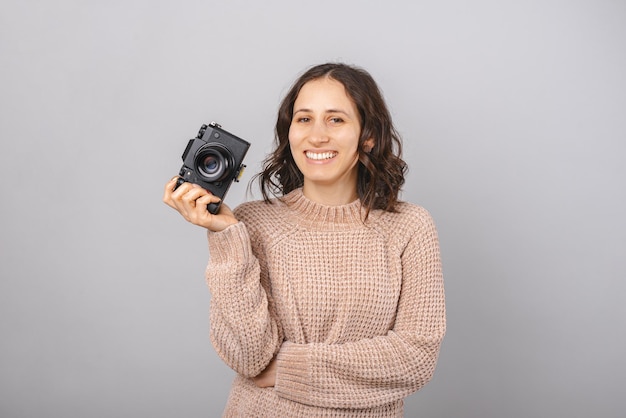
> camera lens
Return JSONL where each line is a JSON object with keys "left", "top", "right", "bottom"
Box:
{"left": 195, "top": 144, "right": 233, "bottom": 182}
{"left": 202, "top": 155, "right": 220, "bottom": 175}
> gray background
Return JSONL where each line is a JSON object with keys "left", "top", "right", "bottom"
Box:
{"left": 1, "top": 1, "right": 625, "bottom": 417}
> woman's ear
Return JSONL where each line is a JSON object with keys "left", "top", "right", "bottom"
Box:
{"left": 363, "top": 138, "right": 375, "bottom": 153}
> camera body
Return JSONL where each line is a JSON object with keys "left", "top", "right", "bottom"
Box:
{"left": 175, "top": 122, "right": 250, "bottom": 214}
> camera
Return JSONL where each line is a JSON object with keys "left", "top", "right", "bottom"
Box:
{"left": 175, "top": 122, "right": 250, "bottom": 214}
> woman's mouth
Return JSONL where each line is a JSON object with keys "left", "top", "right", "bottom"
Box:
{"left": 305, "top": 151, "right": 337, "bottom": 160}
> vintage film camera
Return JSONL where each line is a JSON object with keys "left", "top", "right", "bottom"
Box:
{"left": 174, "top": 122, "right": 250, "bottom": 214}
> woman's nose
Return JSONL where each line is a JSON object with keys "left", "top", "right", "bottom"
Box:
{"left": 308, "top": 120, "right": 329, "bottom": 144}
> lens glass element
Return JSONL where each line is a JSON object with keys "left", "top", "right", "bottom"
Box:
{"left": 202, "top": 155, "right": 221, "bottom": 175}
{"left": 195, "top": 144, "right": 233, "bottom": 182}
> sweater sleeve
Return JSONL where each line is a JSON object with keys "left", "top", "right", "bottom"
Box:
{"left": 273, "top": 213, "right": 446, "bottom": 409}
{"left": 205, "top": 221, "right": 282, "bottom": 377}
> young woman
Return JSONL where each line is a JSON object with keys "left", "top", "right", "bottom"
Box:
{"left": 163, "top": 63, "right": 446, "bottom": 417}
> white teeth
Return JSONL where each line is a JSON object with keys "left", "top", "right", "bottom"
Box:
{"left": 306, "top": 151, "right": 337, "bottom": 160}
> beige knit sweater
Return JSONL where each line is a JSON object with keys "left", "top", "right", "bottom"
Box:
{"left": 205, "top": 188, "right": 446, "bottom": 417}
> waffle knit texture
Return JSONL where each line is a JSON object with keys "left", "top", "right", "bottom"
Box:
{"left": 205, "top": 188, "right": 446, "bottom": 417}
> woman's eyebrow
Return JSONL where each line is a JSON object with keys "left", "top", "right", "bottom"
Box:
{"left": 293, "top": 108, "right": 350, "bottom": 115}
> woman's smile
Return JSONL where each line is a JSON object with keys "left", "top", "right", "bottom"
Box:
{"left": 304, "top": 150, "right": 338, "bottom": 161}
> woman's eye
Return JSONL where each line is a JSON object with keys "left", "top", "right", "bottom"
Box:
{"left": 329, "top": 117, "right": 344, "bottom": 124}
{"left": 297, "top": 117, "right": 310, "bottom": 123}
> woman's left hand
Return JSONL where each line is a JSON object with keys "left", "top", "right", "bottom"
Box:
{"left": 252, "top": 358, "right": 277, "bottom": 388}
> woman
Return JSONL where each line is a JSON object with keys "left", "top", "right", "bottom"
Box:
{"left": 163, "top": 63, "right": 446, "bottom": 417}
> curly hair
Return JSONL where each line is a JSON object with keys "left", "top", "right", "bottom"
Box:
{"left": 254, "top": 63, "right": 407, "bottom": 217}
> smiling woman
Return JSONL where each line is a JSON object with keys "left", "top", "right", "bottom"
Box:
{"left": 287, "top": 77, "right": 370, "bottom": 205}
{"left": 258, "top": 63, "right": 408, "bottom": 219}
{"left": 162, "top": 63, "right": 446, "bottom": 417}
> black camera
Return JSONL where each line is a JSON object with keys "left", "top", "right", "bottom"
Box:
{"left": 175, "top": 122, "right": 250, "bottom": 214}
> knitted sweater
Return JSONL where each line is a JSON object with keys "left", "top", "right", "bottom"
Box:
{"left": 205, "top": 188, "right": 446, "bottom": 417}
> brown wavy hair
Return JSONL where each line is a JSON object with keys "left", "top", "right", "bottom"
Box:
{"left": 254, "top": 63, "right": 407, "bottom": 217}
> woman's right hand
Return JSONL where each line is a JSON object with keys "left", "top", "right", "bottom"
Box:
{"left": 162, "top": 177, "right": 239, "bottom": 232}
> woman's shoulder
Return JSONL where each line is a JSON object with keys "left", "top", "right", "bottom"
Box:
{"left": 369, "top": 202, "right": 439, "bottom": 254}
{"left": 232, "top": 196, "right": 293, "bottom": 240}
{"left": 374, "top": 201, "right": 438, "bottom": 238}
{"left": 381, "top": 201, "right": 435, "bottom": 224}
{"left": 233, "top": 196, "right": 287, "bottom": 220}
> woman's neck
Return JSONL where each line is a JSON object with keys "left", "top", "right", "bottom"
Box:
{"left": 301, "top": 182, "right": 358, "bottom": 206}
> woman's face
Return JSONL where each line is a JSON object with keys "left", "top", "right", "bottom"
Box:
{"left": 288, "top": 77, "right": 371, "bottom": 201}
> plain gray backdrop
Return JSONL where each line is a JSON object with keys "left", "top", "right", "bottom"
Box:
{"left": 1, "top": 1, "right": 625, "bottom": 417}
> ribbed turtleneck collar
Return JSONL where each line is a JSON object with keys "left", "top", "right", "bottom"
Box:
{"left": 281, "top": 188, "right": 374, "bottom": 230}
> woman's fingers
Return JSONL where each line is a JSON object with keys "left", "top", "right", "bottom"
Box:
{"left": 187, "top": 189, "right": 218, "bottom": 216}
{"left": 194, "top": 192, "right": 222, "bottom": 208}
{"left": 163, "top": 177, "right": 238, "bottom": 231}
{"left": 174, "top": 184, "right": 209, "bottom": 218}
{"left": 162, "top": 176, "right": 181, "bottom": 209}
